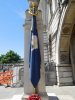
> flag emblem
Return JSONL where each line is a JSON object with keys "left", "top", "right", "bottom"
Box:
{"left": 31, "top": 35, "right": 38, "bottom": 51}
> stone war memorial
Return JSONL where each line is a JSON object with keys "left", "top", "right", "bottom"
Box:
{"left": 22, "top": 0, "right": 48, "bottom": 100}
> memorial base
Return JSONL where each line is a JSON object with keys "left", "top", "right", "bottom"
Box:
{"left": 22, "top": 92, "right": 48, "bottom": 100}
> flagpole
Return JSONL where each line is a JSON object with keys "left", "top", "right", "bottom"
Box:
{"left": 28, "top": 2, "right": 40, "bottom": 94}
{"left": 34, "top": 87, "right": 37, "bottom": 93}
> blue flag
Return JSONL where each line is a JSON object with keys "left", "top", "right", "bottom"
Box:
{"left": 29, "top": 15, "right": 41, "bottom": 88}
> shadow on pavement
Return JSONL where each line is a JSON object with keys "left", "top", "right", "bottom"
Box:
{"left": 48, "top": 96, "right": 59, "bottom": 100}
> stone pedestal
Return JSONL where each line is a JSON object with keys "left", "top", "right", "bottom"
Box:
{"left": 22, "top": 10, "right": 48, "bottom": 100}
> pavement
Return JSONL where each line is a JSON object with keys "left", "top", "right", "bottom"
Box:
{"left": 0, "top": 86, "right": 23, "bottom": 100}
{"left": 46, "top": 86, "right": 75, "bottom": 100}
{"left": 0, "top": 86, "right": 75, "bottom": 100}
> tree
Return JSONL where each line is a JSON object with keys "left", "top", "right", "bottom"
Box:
{"left": 0, "top": 50, "right": 22, "bottom": 64}
{"left": 0, "top": 55, "right": 5, "bottom": 61}
{"left": 0, "top": 55, "right": 5, "bottom": 64}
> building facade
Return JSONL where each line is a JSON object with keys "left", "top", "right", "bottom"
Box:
{"left": 39, "top": 0, "right": 75, "bottom": 86}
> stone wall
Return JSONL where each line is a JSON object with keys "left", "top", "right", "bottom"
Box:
{"left": 45, "top": 62, "right": 57, "bottom": 86}
{"left": 56, "top": 64, "right": 73, "bottom": 86}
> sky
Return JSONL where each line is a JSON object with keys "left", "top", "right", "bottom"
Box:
{"left": 0, "top": 0, "right": 29, "bottom": 58}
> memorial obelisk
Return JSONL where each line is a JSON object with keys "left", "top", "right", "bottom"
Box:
{"left": 22, "top": 0, "right": 48, "bottom": 99}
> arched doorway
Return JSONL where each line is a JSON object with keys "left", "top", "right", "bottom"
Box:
{"left": 56, "top": 1, "right": 75, "bottom": 85}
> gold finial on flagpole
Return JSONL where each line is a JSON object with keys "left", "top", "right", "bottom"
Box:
{"left": 28, "top": 2, "right": 38, "bottom": 16}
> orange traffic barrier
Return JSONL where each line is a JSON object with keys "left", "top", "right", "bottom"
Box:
{"left": 0, "top": 70, "right": 13, "bottom": 85}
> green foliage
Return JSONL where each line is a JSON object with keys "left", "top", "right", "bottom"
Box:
{"left": 0, "top": 55, "right": 5, "bottom": 64}
{"left": 0, "top": 50, "right": 22, "bottom": 64}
